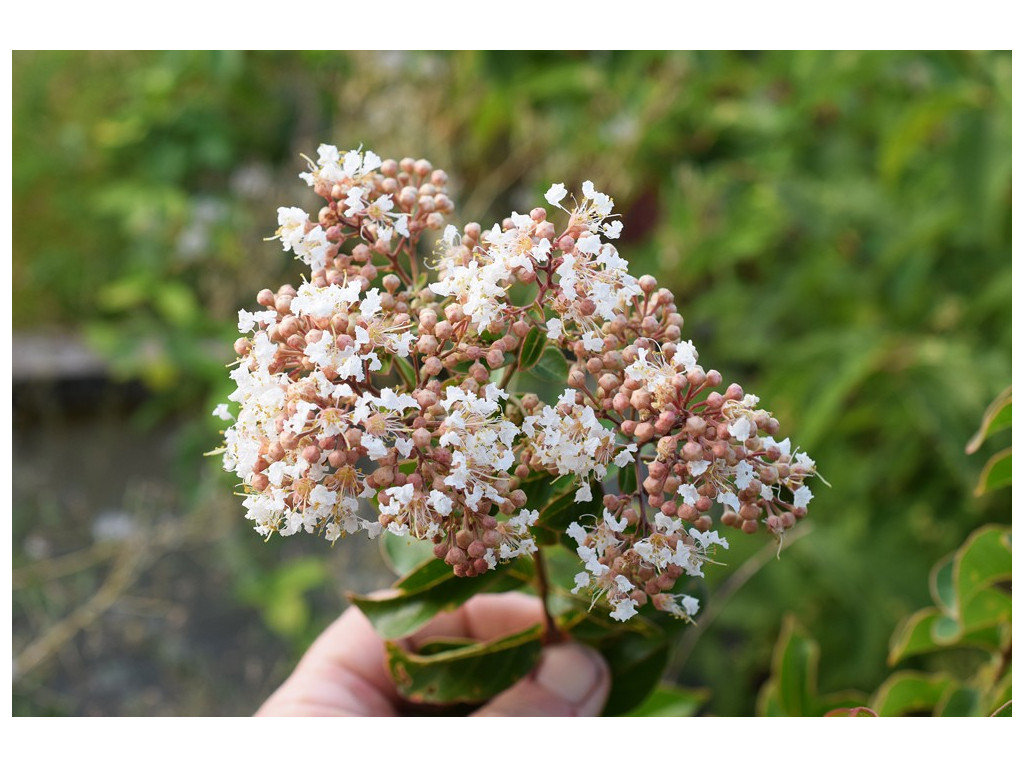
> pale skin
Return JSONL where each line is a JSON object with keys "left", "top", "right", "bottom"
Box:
{"left": 256, "top": 592, "right": 610, "bottom": 717}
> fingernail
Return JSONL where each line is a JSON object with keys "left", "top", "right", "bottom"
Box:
{"left": 534, "top": 644, "right": 606, "bottom": 705}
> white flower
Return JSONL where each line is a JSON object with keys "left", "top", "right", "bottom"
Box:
{"left": 671, "top": 340, "right": 699, "bottom": 372}
{"left": 212, "top": 403, "right": 233, "bottom": 421}
{"left": 678, "top": 483, "right": 700, "bottom": 506}
{"left": 717, "top": 491, "right": 740, "bottom": 513}
{"left": 610, "top": 598, "right": 638, "bottom": 622}
{"left": 762, "top": 436, "right": 792, "bottom": 457}
{"left": 688, "top": 460, "right": 710, "bottom": 477}
{"left": 734, "top": 461, "right": 756, "bottom": 491}
{"left": 437, "top": 386, "right": 519, "bottom": 510}
{"left": 237, "top": 308, "right": 276, "bottom": 334}
{"left": 571, "top": 572, "right": 590, "bottom": 594}
{"left": 576, "top": 234, "right": 602, "bottom": 255}
{"left": 521, "top": 398, "right": 620, "bottom": 499}
{"left": 581, "top": 331, "right": 604, "bottom": 352}
{"left": 428, "top": 490, "right": 453, "bottom": 517}
{"left": 546, "top": 318, "right": 563, "bottom": 340}
{"left": 728, "top": 416, "right": 754, "bottom": 442}
{"left": 689, "top": 528, "right": 729, "bottom": 551}
{"left": 602, "top": 220, "right": 623, "bottom": 239}
{"left": 613, "top": 444, "right": 638, "bottom": 468}
{"left": 360, "top": 287, "right": 383, "bottom": 318}
{"left": 793, "top": 452, "right": 816, "bottom": 474}
{"left": 545, "top": 182, "right": 568, "bottom": 208}
{"left": 793, "top": 485, "right": 814, "bottom": 509}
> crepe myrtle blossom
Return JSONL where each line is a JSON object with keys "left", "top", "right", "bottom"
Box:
{"left": 217, "top": 143, "right": 818, "bottom": 623}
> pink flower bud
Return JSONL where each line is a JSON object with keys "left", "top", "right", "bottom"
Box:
{"left": 635, "top": 422, "right": 655, "bottom": 443}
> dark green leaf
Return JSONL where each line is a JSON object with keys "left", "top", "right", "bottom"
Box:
{"left": 974, "top": 448, "right": 1011, "bottom": 495}
{"left": 416, "top": 637, "right": 487, "bottom": 656}
{"left": 516, "top": 472, "right": 566, "bottom": 513}
{"left": 533, "top": 346, "right": 570, "bottom": 383}
{"left": 617, "top": 463, "right": 638, "bottom": 496}
{"left": 561, "top": 607, "right": 669, "bottom": 716}
{"left": 348, "top": 558, "right": 534, "bottom": 639}
{"left": 622, "top": 683, "right": 709, "bottom": 717}
{"left": 935, "top": 685, "right": 983, "bottom": 717}
{"left": 518, "top": 326, "right": 546, "bottom": 370}
{"left": 387, "top": 625, "right": 544, "bottom": 704}
{"left": 537, "top": 480, "right": 604, "bottom": 535}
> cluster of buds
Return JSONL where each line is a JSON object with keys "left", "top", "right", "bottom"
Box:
{"left": 215, "top": 144, "right": 818, "bottom": 622}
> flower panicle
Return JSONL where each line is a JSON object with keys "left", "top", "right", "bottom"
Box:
{"left": 215, "top": 144, "right": 818, "bottom": 625}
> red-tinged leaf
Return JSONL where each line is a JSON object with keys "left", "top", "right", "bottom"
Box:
{"left": 824, "top": 706, "right": 878, "bottom": 717}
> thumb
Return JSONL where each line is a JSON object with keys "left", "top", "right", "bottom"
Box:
{"left": 472, "top": 643, "right": 610, "bottom": 717}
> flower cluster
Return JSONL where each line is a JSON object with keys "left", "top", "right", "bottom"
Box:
{"left": 216, "top": 144, "right": 818, "bottom": 624}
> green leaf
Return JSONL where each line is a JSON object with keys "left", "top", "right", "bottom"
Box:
{"left": 767, "top": 615, "right": 819, "bottom": 716}
{"left": 518, "top": 326, "right": 546, "bottom": 370}
{"left": 622, "top": 683, "right": 709, "bottom": 717}
{"left": 930, "top": 555, "right": 957, "bottom": 616}
{"left": 537, "top": 480, "right": 604, "bottom": 535}
{"left": 955, "top": 525, "right": 1011, "bottom": 605}
{"left": 386, "top": 624, "right": 544, "bottom": 704}
{"left": 888, "top": 607, "right": 943, "bottom": 665}
{"left": 617, "top": 463, "right": 638, "bottom": 496}
{"left": 415, "top": 637, "right": 477, "bottom": 656}
{"left": 393, "top": 557, "right": 460, "bottom": 593}
{"left": 974, "top": 448, "right": 1011, "bottom": 495}
{"left": 561, "top": 607, "right": 670, "bottom": 716}
{"left": 380, "top": 534, "right": 435, "bottom": 577}
{"left": 756, "top": 681, "right": 785, "bottom": 717}
{"left": 960, "top": 587, "right": 1012, "bottom": 634}
{"left": 935, "top": 685, "right": 983, "bottom": 717}
{"left": 348, "top": 558, "right": 534, "bottom": 639}
{"left": 516, "top": 472, "right": 566, "bottom": 513}
{"left": 965, "top": 387, "right": 1011, "bottom": 454}
{"left": 871, "top": 672, "right": 955, "bottom": 716}
{"left": 889, "top": 605, "right": 1005, "bottom": 661}
{"left": 931, "top": 614, "right": 963, "bottom": 644}
{"left": 533, "top": 346, "right": 570, "bottom": 383}
{"left": 391, "top": 354, "right": 417, "bottom": 389}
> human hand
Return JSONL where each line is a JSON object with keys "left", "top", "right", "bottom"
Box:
{"left": 256, "top": 592, "right": 610, "bottom": 717}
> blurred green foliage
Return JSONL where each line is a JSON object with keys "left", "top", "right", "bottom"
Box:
{"left": 759, "top": 393, "right": 1012, "bottom": 717}
{"left": 13, "top": 51, "right": 1010, "bottom": 714}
